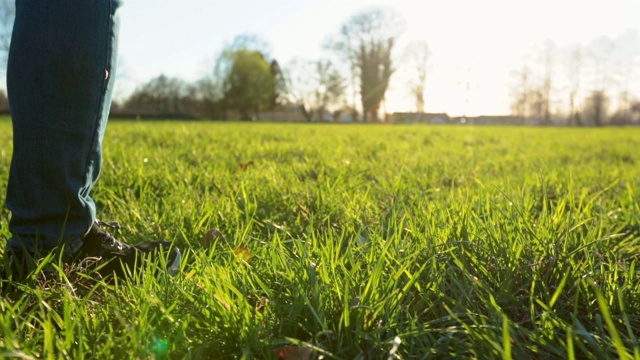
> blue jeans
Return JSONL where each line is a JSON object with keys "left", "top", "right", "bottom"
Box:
{"left": 5, "top": 0, "right": 121, "bottom": 253}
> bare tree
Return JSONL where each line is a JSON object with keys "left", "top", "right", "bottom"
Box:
{"left": 566, "top": 45, "right": 583, "bottom": 126}
{"left": 328, "top": 7, "right": 404, "bottom": 122}
{"left": 509, "top": 65, "right": 531, "bottom": 119}
{"left": 582, "top": 90, "right": 609, "bottom": 126}
{"left": 611, "top": 31, "right": 640, "bottom": 123}
{"left": 284, "top": 58, "right": 345, "bottom": 122}
{"left": 284, "top": 59, "right": 314, "bottom": 121}
{"left": 540, "top": 40, "right": 555, "bottom": 125}
{"left": 511, "top": 32, "right": 639, "bottom": 126}
{"left": 314, "top": 60, "right": 346, "bottom": 121}
{"left": 586, "top": 37, "right": 615, "bottom": 93}
{"left": 0, "top": 0, "right": 14, "bottom": 67}
{"left": 509, "top": 42, "right": 557, "bottom": 124}
{"left": 404, "top": 40, "right": 430, "bottom": 113}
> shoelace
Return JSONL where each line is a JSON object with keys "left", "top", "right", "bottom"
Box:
{"left": 95, "top": 220, "right": 129, "bottom": 253}
{"left": 96, "top": 219, "right": 122, "bottom": 230}
{"left": 96, "top": 219, "right": 182, "bottom": 276}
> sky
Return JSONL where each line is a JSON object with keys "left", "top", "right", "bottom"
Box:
{"left": 4, "top": 0, "right": 640, "bottom": 116}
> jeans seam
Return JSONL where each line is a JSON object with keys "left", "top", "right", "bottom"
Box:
{"left": 81, "top": 0, "right": 115, "bottom": 232}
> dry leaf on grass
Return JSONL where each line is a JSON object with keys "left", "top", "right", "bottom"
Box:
{"left": 272, "top": 345, "right": 313, "bottom": 360}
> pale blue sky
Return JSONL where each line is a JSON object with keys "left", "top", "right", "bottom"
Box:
{"left": 116, "top": 0, "right": 640, "bottom": 115}
{"left": 4, "top": 0, "right": 640, "bottom": 115}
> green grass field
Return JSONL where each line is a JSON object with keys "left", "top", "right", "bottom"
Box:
{"left": 1, "top": 117, "right": 640, "bottom": 359}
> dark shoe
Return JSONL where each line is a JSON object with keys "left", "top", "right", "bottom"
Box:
{"left": 78, "top": 220, "right": 181, "bottom": 278}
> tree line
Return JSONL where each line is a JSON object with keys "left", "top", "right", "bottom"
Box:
{"left": 110, "top": 8, "right": 413, "bottom": 122}
{"left": 509, "top": 34, "right": 640, "bottom": 126}
{"left": 0, "top": 3, "right": 421, "bottom": 122}
{"left": 1, "top": 0, "right": 639, "bottom": 125}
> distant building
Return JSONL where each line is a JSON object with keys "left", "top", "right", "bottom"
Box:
{"left": 392, "top": 112, "right": 451, "bottom": 124}
{"left": 451, "top": 115, "right": 526, "bottom": 125}
{"left": 393, "top": 113, "right": 529, "bottom": 126}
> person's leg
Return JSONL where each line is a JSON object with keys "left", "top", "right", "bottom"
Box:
{"left": 2, "top": 0, "right": 181, "bottom": 285}
{"left": 5, "top": 0, "right": 121, "bottom": 256}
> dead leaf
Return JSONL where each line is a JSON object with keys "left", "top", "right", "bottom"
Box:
{"left": 273, "top": 346, "right": 313, "bottom": 360}
{"left": 234, "top": 246, "right": 251, "bottom": 262}
{"left": 239, "top": 161, "right": 255, "bottom": 170}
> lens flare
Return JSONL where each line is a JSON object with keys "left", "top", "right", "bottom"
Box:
{"left": 151, "top": 338, "right": 169, "bottom": 357}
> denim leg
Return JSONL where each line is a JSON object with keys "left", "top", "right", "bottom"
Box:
{"left": 5, "top": 0, "right": 121, "bottom": 253}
